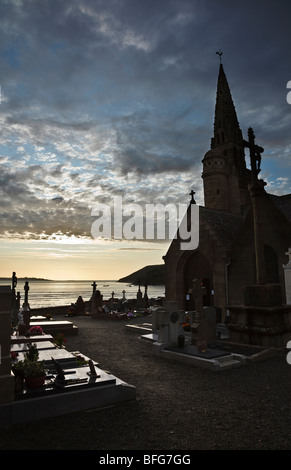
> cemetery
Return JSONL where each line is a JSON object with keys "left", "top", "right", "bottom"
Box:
{"left": 0, "top": 272, "right": 290, "bottom": 449}
{"left": 0, "top": 279, "right": 136, "bottom": 429}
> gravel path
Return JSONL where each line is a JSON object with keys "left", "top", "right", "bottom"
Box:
{"left": 0, "top": 315, "right": 290, "bottom": 450}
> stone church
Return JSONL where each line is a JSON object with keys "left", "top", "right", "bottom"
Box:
{"left": 164, "top": 63, "right": 291, "bottom": 323}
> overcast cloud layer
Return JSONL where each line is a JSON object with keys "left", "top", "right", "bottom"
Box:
{"left": 0, "top": 0, "right": 291, "bottom": 241}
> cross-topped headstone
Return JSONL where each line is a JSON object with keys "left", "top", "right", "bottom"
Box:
{"left": 192, "top": 279, "right": 206, "bottom": 317}
{"left": 22, "top": 281, "right": 30, "bottom": 312}
{"left": 91, "top": 281, "right": 97, "bottom": 295}
{"left": 11, "top": 272, "right": 18, "bottom": 325}
{"left": 243, "top": 127, "right": 264, "bottom": 180}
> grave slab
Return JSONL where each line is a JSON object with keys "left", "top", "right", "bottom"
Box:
{"left": 30, "top": 320, "right": 78, "bottom": 336}
{"left": 11, "top": 341, "right": 55, "bottom": 353}
{"left": 11, "top": 333, "right": 54, "bottom": 344}
{"left": 13, "top": 348, "right": 79, "bottom": 370}
{"left": 0, "top": 364, "right": 136, "bottom": 427}
{"left": 165, "top": 344, "right": 230, "bottom": 359}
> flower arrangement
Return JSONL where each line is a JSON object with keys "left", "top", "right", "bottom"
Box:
{"left": 183, "top": 314, "right": 191, "bottom": 332}
{"left": 53, "top": 333, "right": 67, "bottom": 348}
{"left": 75, "top": 354, "right": 89, "bottom": 366}
{"left": 12, "top": 343, "right": 46, "bottom": 390}
{"left": 29, "top": 325, "right": 43, "bottom": 335}
{"left": 66, "top": 305, "right": 76, "bottom": 317}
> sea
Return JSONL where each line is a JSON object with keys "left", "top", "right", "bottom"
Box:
{"left": 0, "top": 279, "right": 165, "bottom": 309}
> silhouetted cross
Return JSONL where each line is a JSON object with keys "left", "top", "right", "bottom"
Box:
{"left": 189, "top": 190, "right": 196, "bottom": 204}
{"left": 243, "top": 127, "right": 264, "bottom": 180}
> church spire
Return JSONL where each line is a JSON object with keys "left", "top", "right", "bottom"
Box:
{"left": 202, "top": 61, "right": 251, "bottom": 215}
{"left": 211, "top": 63, "right": 243, "bottom": 150}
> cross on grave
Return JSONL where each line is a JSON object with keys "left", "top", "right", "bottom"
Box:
{"left": 91, "top": 281, "right": 97, "bottom": 295}
{"left": 243, "top": 127, "right": 264, "bottom": 181}
{"left": 11, "top": 272, "right": 18, "bottom": 325}
{"left": 23, "top": 281, "right": 29, "bottom": 309}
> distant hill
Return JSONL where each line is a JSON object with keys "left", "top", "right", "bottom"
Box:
{"left": 118, "top": 264, "right": 165, "bottom": 286}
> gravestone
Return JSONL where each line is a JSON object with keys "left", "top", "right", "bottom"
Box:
{"left": 143, "top": 285, "right": 149, "bottom": 308}
{"left": 91, "top": 290, "right": 103, "bottom": 318}
{"left": 151, "top": 306, "right": 167, "bottom": 333}
{"left": 283, "top": 248, "right": 291, "bottom": 305}
{"left": 203, "top": 306, "right": 217, "bottom": 343}
{"left": 191, "top": 279, "right": 216, "bottom": 350}
{"left": 136, "top": 281, "right": 143, "bottom": 308}
{"left": 20, "top": 281, "right": 31, "bottom": 334}
{"left": 157, "top": 301, "right": 184, "bottom": 346}
{"left": 0, "top": 286, "right": 15, "bottom": 404}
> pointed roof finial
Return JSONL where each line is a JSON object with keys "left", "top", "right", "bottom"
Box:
{"left": 216, "top": 50, "right": 223, "bottom": 64}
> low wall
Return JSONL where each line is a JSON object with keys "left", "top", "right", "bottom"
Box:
{"left": 30, "top": 305, "right": 71, "bottom": 317}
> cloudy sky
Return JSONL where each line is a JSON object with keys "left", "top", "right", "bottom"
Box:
{"left": 0, "top": 0, "right": 290, "bottom": 280}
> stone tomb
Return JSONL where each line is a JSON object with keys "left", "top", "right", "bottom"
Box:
{"left": 11, "top": 341, "right": 56, "bottom": 353}
{"left": 13, "top": 347, "right": 81, "bottom": 371}
{"left": 1, "top": 357, "right": 136, "bottom": 427}
{"left": 29, "top": 320, "right": 78, "bottom": 336}
{"left": 137, "top": 299, "right": 246, "bottom": 371}
{"left": 1, "top": 329, "right": 135, "bottom": 428}
{"left": 11, "top": 333, "right": 54, "bottom": 344}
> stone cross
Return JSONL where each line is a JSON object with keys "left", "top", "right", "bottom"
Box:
{"left": 189, "top": 190, "right": 196, "bottom": 204}
{"left": 91, "top": 281, "right": 97, "bottom": 295}
{"left": 22, "top": 281, "right": 30, "bottom": 310}
{"left": 11, "top": 272, "right": 18, "bottom": 325}
{"left": 192, "top": 279, "right": 206, "bottom": 317}
{"left": 243, "top": 127, "right": 264, "bottom": 180}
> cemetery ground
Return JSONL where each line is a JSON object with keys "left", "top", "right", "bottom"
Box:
{"left": 0, "top": 315, "right": 290, "bottom": 450}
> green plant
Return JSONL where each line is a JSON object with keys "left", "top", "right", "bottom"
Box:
{"left": 24, "top": 343, "right": 39, "bottom": 362}
{"left": 54, "top": 333, "right": 67, "bottom": 347}
{"left": 23, "top": 359, "right": 46, "bottom": 378}
{"left": 11, "top": 360, "right": 25, "bottom": 377}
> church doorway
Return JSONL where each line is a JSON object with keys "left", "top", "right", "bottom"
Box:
{"left": 183, "top": 251, "right": 213, "bottom": 310}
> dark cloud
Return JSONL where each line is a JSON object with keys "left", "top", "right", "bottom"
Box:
{"left": 0, "top": 0, "right": 290, "bottom": 240}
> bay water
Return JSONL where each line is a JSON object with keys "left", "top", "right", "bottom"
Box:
{"left": 1, "top": 279, "right": 165, "bottom": 309}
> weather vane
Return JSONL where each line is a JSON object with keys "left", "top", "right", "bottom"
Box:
{"left": 216, "top": 50, "right": 223, "bottom": 63}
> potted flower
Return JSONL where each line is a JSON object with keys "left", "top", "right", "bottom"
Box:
{"left": 53, "top": 333, "right": 67, "bottom": 348}
{"left": 29, "top": 325, "right": 43, "bottom": 336}
{"left": 23, "top": 359, "right": 46, "bottom": 389}
{"left": 22, "top": 343, "right": 46, "bottom": 389}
